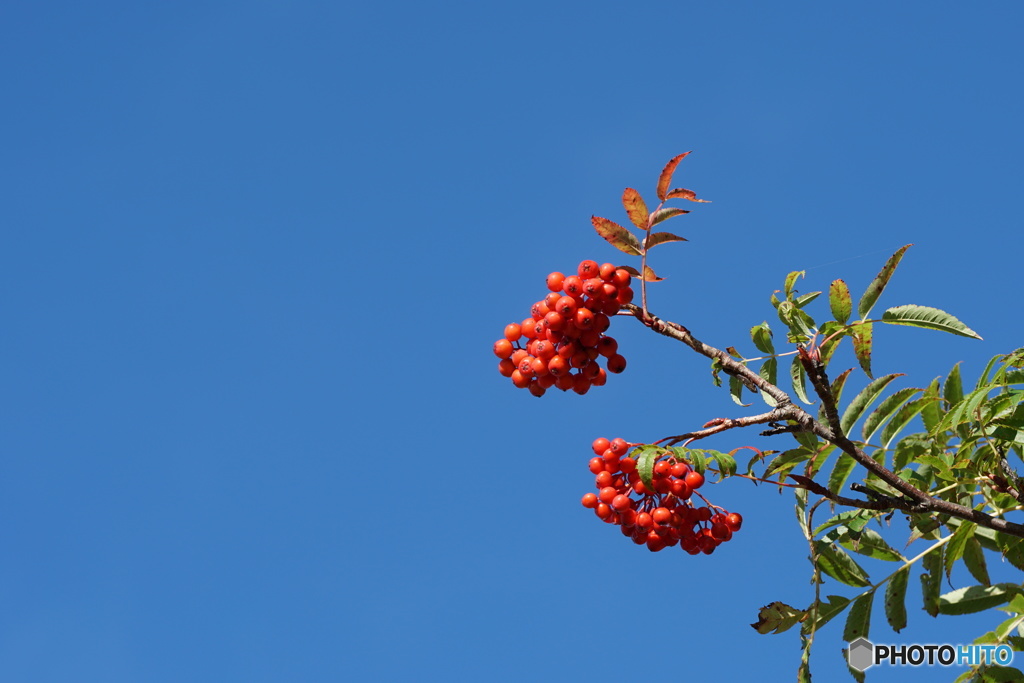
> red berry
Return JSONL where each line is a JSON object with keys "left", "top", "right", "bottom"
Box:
{"left": 725, "top": 512, "right": 743, "bottom": 531}
{"left": 493, "top": 339, "right": 514, "bottom": 359}
{"left": 592, "top": 437, "right": 610, "bottom": 455}
{"left": 581, "top": 492, "right": 598, "bottom": 508}
{"left": 611, "top": 494, "right": 632, "bottom": 511}
{"left": 563, "top": 276, "right": 583, "bottom": 296}
{"left": 578, "top": 260, "right": 599, "bottom": 278}
{"left": 546, "top": 272, "right": 566, "bottom": 292}
{"left": 607, "top": 354, "right": 627, "bottom": 374}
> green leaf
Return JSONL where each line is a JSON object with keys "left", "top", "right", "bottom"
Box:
{"left": 676, "top": 447, "right": 707, "bottom": 475}
{"left": 704, "top": 450, "right": 738, "bottom": 479}
{"left": 834, "top": 526, "right": 905, "bottom": 562}
{"left": 750, "top": 322, "right": 775, "bottom": 354}
{"left": 729, "top": 374, "right": 751, "bottom": 406}
{"left": 881, "top": 395, "right": 930, "bottom": 450}
{"left": 998, "top": 534, "right": 1024, "bottom": 571}
{"left": 784, "top": 271, "right": 805, "bottom": 300}
{"left": 591, "top": 216, "right": 642, "bottom": 255}
{"left": 840, "top": 373, "right": 904, "bottom": 435}
{"left": 791, "top": 355, "right": 814, "bottom": 405}
{"left": 814, "top": 509, "right": 876, "bottom": 536}
{"left": 645, "top": 229, "right": 687, "bottom": 247}
{"left": 765, "top": 448, "right": 814, "bottom": 478}
{"left": 750, "top": 601, "right": 806, "bottom": 634}
{"left": 894, "top": 434, "right": 929, "bottom": 471}
{"left": 976, "top": 353, "right": 1005, "bottom": 390}
{"left": 821, "top": 368, "right": 854, "bottom": 424}
{"left": 635, "top": 445, "right": 661, "bottom": 495}
{"left": 759, "top": 357, "right": 778, "bottom": 407}
{"left": 828, "top": 454, "right": 859, "bottom": 494}
{"left": 793, "top": 291, "right": 821, "bottom": 308}
{"left": 622, "top": 188, "right": 649, "bottom": 230}
{"left": 818, "top": 320, "right": 846, "bottom": 365}
{"left": 830, "top": 279, "right": 852, "bottom": 324}
{"left": 885, "top": 566, "right": 910, "bottom": 632}
{"left": 862, "top": 387, "right": 921, "bottom": 444}
{"left": 937, "top": 584, "right": 1021, "bottom": 616}
{"left": 815, "top": 541, "right": 871, "bottom": 587}
{"left": 881, "top": 305, "right": 983, "bottom": 340}
{"left": 843, "top": 590, "right": 874, "bottom": 641}
{"left": 858, "top": 244, "right": 911, "bottom": 319}
{"left": 921, "top": 378, "right": 944, "bottom": 432}
{"left": 921, "top": 544, "right": 943, "bottom": 617}
{"left": 945, "top": 521, "right": 977, "bottom": 581}
{"left": 963, "top": 537, "right": 991, "bottom": 586}
{"left": 971, "top": 666, "right": 1024, "bottom": 683}
{"left": 945, "top": 362, "right": 965, "bottom": 408}
{"left": 851, "top": 322, "right": 874, "bottom": 378}
{"left": 935, "top": 386, "right": 997, "bottom": 434}
{"left": 802, "top": 594, "right": 852, "bottom": 635}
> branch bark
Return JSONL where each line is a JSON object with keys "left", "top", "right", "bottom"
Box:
{"left": 626, "top": 304, "right": 1024, "bottom": 539}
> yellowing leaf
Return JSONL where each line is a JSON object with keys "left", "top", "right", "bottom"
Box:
{"left": 665, "top": 187, "right": 710, "bottom": 202}
{"left": 622, "top": 188, "right": 649, "bottom": 230}
{"left": 656, "top": 152, "right": 690, "bottom": 201}
{"left": 591, "top": 216, "right": 642, "bottom": 256}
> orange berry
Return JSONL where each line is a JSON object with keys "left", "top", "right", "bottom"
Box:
{"left": 493, "top": 339, "right": 514, "bottom": 359}
{"left": 510, "top": 369, "right": 530, "bottom": 388}
{"left": 498, "top": 359, "right": 515, "bottom": 377}
{"left": 578, "top": 260, "right": 599, "bottom": 278}
{"left": 547, "top": 355, "right": 568, "bottom": 376}
{"left": 546, "top": 272, "right": 566, "bottom": 292}
{"left": 607, "top": 354, "right": 627, "bottom": 374}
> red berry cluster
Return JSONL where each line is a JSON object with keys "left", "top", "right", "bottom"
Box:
{"left": 493, "top": 260, "right": 633, "bottom": 397}
{"left": 581, "top": 438, "right": 743, "bottom": 554}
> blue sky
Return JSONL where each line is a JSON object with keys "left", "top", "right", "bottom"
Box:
{"left": 2, "top": 2, "right": 1022, "bottom": 681}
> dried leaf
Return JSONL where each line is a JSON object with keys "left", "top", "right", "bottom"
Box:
{"left": 645, "top": 231, "right": 687, "bottom": 249}
{"left": 591, "top": 216, "right": 642, "bottom": 256}
{"left": 656, "top": 152, "right": 690, "bottom": 201}
{"left": 622, "top": 188, "right": 649, "bottom": 230}
{"left": 665, "top": 188, "right": 710, "bottom": 202}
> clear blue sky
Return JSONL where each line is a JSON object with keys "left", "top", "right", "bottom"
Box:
{"left": 2, "top": 2, "right": 1022, "bottom": 681}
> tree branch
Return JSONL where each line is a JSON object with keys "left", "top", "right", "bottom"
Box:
{"left": 625, "top": 304, "right": 1024, "bottom": 539}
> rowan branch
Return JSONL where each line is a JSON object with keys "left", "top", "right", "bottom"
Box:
{"left": 624, "top": 303, "right": 1024, "bottom": 539}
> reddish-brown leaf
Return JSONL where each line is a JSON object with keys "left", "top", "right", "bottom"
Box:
{"left": 646, "top": 231, "right": 688, "bottom": 249}
{"left": 657, "top": 152, "right": 691, "bottom": 201}
{"left": 622, "top": 188, "right": 649, "bottom": 230}
{"left": 591, "top": 216, "right": 642, "bottom": 256}
{"left": 665, "top": 187, "right": 710, "bottom": 203}
{"left": 618, "top": 264, "right": 664, "bottom": 281}
{"left": 641, "top": 265, "right": 664, "bottom": 282}
{"left": 650, "top": 207, "right": 689, "bottom": 226}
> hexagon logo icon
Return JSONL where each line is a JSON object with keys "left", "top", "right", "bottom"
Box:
{"left": 847, "top": 638, "right": 874, "bottom": 672}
